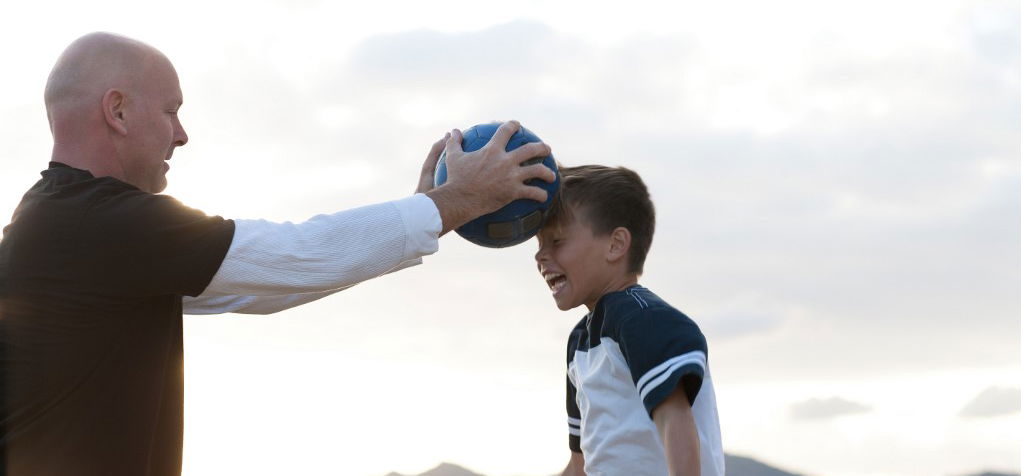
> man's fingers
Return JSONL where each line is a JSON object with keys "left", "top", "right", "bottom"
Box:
{"left": 487, "top": 120, "right": 521, "bottom": 152}
{"left": 519, "top": 163, "right": 557, "bottom": 183}
{"left": 516, "top": 183, "right": 549, "bottom": 203}
{"left": 507, "top": 141, "right": 551, "bottom": 164}
{"left": 429, "top": 133, "right": 449, "bottom": 158}
{"left": 422, "top": 133, "right": 449, "bottom": 171}
{"left": 416, "top": 133, "right": 453, "bottom": 194}
{"left": 445, "top": 129, "right": 464, "bottom": 156}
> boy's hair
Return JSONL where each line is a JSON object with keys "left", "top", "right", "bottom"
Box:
{"left": 547, "top": 165, "right": 655, "bottom": 274}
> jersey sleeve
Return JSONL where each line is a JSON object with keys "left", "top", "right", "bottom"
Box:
{"left": 567, "top": 375, "right": 582, "bottom": 452}
{"left": 615, "top": 307, "right": 708, "bottom": 416}
{"left": 566, "top": 322, "right": 584, "bottom": 453}
{"left": 81, "top": 190, "right": 235, "bottom": 298}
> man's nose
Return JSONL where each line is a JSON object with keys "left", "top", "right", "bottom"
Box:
{"left": 174, "top": 118, "right": 188, "bottom": 147}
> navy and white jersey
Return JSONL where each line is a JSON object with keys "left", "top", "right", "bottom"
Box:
{"left": 566, "top": 286, "right": 723, "bottom": 476}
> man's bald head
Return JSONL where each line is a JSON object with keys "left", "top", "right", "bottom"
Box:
{"left": 44, "top": 32, "right": 167, "bottom": 122}
{"left": 45, "top": 32, "right": 188, "bottom": 194}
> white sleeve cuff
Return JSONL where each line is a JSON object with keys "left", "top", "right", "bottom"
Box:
{"left": 394, "top": 193, "right": 442, "bottom": 258}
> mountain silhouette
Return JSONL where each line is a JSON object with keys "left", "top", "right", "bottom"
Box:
{"left": 385, "top": 462, "right": 485, "bottom": 476}
{"left": 383, "top": 459, "right": 1021, "bottom": 476}
{"left": 725, "top": 454, "right": 804, "bottom": 476}
{"left": 384, "top": 454, "right": 802, "bottom": 476}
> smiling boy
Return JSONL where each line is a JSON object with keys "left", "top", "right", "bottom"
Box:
{"left": 535, "top": 165, "right": 723, "bottom": 476}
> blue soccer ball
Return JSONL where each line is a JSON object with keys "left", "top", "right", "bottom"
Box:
{"left": 434, "top": 123, "right": 560, "bottom": 248}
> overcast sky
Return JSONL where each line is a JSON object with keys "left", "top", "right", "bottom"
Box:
{"left": 2, "top": 1, "right": 1019, "bottom": 476}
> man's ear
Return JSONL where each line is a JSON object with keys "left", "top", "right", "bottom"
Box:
{"left": 606, "top": 227, "right": 632, "bottom": 264}
{"left": 102, "top": 89, "right": 128, "bottom": 136}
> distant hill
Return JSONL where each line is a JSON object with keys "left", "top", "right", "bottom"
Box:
{"left": 726, "top": 454, "right": 805, "bottom": 476}
{"left": 384, "top": 462, "right": 485, "bottom": 476}
{"left": 384, "top": 453, "right": 804, "bottom": 476}
{"left": 384, "top": 459, "right": 1021, "bottom": 476}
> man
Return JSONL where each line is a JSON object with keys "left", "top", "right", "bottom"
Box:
{"left": 0, "top": 32, "right": 555, "bottom": 476}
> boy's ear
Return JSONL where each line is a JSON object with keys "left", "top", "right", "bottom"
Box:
{"left": 606, "top": 227, "right": 632, "bottom": 264}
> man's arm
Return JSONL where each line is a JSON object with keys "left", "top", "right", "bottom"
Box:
{"left": 184, "top": 289, "right": 344, "bottom": 314}
{"left": 652, "top": 385, "right": 701, "bottom": 476}
{"left": 561, "top": 452, "right": 586, "bottom": 476}
{"left": 195, "top": 121, "right": 552, "bottom": 306}
{"left": 184, "top": 259, "right": 418, "bottom": 314}
{"left": 201, "top": 195, "right": 438, "bottom": 297}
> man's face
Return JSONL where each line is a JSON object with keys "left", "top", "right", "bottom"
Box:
{"left": 119, "top": 56, "right": 188, "bottom": 194}
{"left": 534, "top": 213, "right": 615, "bottom": 312}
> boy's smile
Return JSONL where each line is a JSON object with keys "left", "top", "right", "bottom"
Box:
{"left": 535, "top": 216, "right": 621, "bottom": 312}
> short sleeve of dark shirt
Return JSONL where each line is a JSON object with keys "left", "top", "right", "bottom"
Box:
{"left": 3, "top": 164, "right": 234, "bottom": 298}
{"left": 566, "top": 319, "right": 585, "bottom": 452}
{"left": 615, "top": 305, "right": 708, "bottom": 416}
{"left": 0, "top": 164, "right": 235, "bottom": 476}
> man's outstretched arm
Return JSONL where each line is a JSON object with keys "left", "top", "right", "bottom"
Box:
{"left": 187, "top": 121, "right": 553, "bottom": 313}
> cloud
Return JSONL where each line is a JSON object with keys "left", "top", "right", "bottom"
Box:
{"left": 791, "top": 397, "right": 871, "bottom": 420}
{"left": 960, "top": 387, "right": 1021, "bottom": 418}
{"left": 347, "top": 21, "right": 562, "bottom": 80}
{"left": 702, "top": 310, "right": 784, "bottom": 340}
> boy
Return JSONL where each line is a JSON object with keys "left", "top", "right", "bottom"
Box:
{"left": 534, "top": 165, "right": 724, "bottom": 476}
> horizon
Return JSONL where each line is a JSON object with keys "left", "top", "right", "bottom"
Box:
{"left": 377, "top": 457, "right": 1021, "bottom": 476}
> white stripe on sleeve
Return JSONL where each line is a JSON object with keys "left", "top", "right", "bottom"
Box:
{"left": 636, "top": 350, "right": 707, "bottom": 401}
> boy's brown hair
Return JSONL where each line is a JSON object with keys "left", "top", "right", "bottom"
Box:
{"left": 546, "top": 165, "right": 655, "bottom": 274}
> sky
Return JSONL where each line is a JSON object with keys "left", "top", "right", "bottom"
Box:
{"left": 1, "top": 1, "right": 1019, "bottom": 476}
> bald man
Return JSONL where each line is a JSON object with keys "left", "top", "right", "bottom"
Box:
{"left": 0, "top": 32, "right": 554, "bottom": 476}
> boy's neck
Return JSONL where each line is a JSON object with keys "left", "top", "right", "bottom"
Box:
{"left": 585, "top": 274, "right": 640, "bottom": 311}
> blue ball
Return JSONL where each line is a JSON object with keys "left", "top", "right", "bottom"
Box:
{"left": 434, "top": 123, "right": 560, "bottom": 248}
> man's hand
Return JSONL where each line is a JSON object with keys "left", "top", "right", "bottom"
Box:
{"left": 415, "top": 133, "right": 449, "bottom": 195}
{"left": 425, "top": 120, "right": 555, "bottom": 235}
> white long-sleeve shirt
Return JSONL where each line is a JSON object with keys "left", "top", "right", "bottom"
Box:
{"left": 183, "top": 193, "right": 441, "bottom": 315}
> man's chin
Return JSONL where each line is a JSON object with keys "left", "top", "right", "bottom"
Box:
{"left": 152, "top": 176, "right": 168, "bottom": 194}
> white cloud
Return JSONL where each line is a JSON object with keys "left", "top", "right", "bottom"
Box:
{"left": 960, "top": 387, "right": 1021, "bottom": 418}
{"left": 791, "top": 397, "right": 872, "bottom": 420}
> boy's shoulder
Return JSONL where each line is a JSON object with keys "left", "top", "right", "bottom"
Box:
{"left": 568, "top": 286, "right": 708, "bottom": 358}
{"left": 567, "top": 286, "right": 707, "bottom": 357}
{"left": 600, "top": 286, "right": 702, "bottom": 334}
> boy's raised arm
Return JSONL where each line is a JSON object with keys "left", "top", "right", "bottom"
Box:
{"left": 652, "top": 385, "right": 701, "bottom": 476}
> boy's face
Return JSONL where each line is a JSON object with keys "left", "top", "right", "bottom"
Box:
{"left": 534, "top": 212, "right": 616, "bottom": 312}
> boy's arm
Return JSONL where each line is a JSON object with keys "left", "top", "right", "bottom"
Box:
{"left": 652, "top": 384, "right": 701, "bottom": 476}
{"left": 560, "top": 451, "right": 586, "bottom": 476}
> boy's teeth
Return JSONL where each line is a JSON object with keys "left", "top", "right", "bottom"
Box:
{"left": 544, "top": 274, "right": 565, "bottom": 291}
